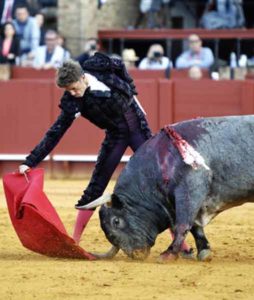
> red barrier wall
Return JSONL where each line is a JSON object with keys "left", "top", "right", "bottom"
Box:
{"left": 158, "top": 79, "right": 254, "bottom": 126}
{"left": 12, "top": 67, "right": 56, "bottom": 79}
{"left": 174, "top": 79, "right": 245, "bottom": 121}
{"left": 1, "top": 77, "right": 254, "bottom": 177}
{"left": 129, "top": 69, "right": 166, "bottom": 79}
{"left": 0, "top": 80, "right": 54, "bottom": 154}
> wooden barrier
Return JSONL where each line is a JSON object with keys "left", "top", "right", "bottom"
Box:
{"left": 129, "top": 69, "right": 166, "bottom": 79}
{"left": 158, "top": 79, "right": 254, "bottom": 126}
{"left": 10, "top": 66, "right": 208, "bottom": 81}
{"left": 12, "top": 67, "right": 56, "bottom": 80}
{"left": 170, "top": 69, "right": 210, "bottom": 79}
{"left": 11, "top": 67, "right": 167, "bottom": 81}
{"left": 173, "top": 79, "right": 254, "bottom": 122}
{"left": 1, "top": 77, "right": 254, "bottom": 177}
{"left": 0, "top": 80, "right": 54, "bottom": 154}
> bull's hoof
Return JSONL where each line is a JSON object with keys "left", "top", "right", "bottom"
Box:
{"left": 180, "top": 248, "right": 195, "bottom": 260}
{"left": 197, "top": 249, "right": 212, "bottom": 262}
{"left": 157, "top": 251, "right": 178, "bottom": 263}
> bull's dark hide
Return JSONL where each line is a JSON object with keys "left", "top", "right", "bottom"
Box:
{"left": 99, "top": 115, "right": 254, "bottom": 261}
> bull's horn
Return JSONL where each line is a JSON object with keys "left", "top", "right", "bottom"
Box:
{"left": 90, "top": 246, "right": 119, "bottom": 259}
{"left": 78, "top": 193, "right": 112, "bottom": 210}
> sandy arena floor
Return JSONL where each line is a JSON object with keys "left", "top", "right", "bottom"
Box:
{"left": 0, "top": 178, "right": 254, "bottom": 300}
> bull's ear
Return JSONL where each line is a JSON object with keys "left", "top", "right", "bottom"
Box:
{"left": 111, "top": 194, "right": 123, "bottom": 209}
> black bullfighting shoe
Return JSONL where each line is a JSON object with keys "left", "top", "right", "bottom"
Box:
{"left": 75, "top": 199, "right": 88, "bottom": 209}
{"left": 75, "top": 199, "right": 96, "bottom": 210}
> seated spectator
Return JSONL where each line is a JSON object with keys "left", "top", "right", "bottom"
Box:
{"left": 0, "top": 21, "right": 20, "bottom": 64}
{"left": 138, "top": 43, "right": 172, "bottom": 70}
{"left": 188, "top": 66, "right": 203, "bottom": 80}
{"left": 32, "top": 29, "right": 70, "bottom": 69}
{"left": 0, "top": 0, "right": 26, "bottom": 24}
{"left": 175, "top": 34, "right": 214, "bottom": 69}
{"left": 200, "top": 0, "right": 245, "bottom": 29}
{"left": 26, "top": 0, "right": 41, "bottom": 16}
{"left": 247, "top": 47, "right": 254, "bottom": 67}
{"left": 56, "top": 33, "right": 71, "bottom": 58}
{"left": 122, "top": 48, "right": 139, "bottom": 69}
{"left": 35, "top": 12, "right": 45, "bottom": 45}
{"left": 76, "top": 38, "right": 100, "bottom": 65}
{"left": 13, "top": 4, "right": 40, "bottom": 57}
{"left": 134, "top": 0, "right": 170, "bottom": 29}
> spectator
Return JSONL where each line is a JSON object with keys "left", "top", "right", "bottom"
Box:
{"left": 138, "top": 43, "right": 172, "bottom": 70}
{"left": 175, "top": 34, "right": 214, "bottom": 69}
{"left": 32, "top": 29, "right": 70, "bottom": 69}
{"left": 200, "top": 0, "right": 245, "bottom": 29}
{"left": 26, "top": 0, "right": 41, "bottom": 16}
{"left": 13, "top": 4, "right": 40, "bottom": 56}
{"left": 0, "top": 21, "right": 20, "bottom": 64}
{"left": 247, "top": 47, "right": 254, "bottom": 67}
{"left": 188, "top": 66, "right": 203, "bottom": 80}
{"left": 122, "top": 48, "right": 139, "bottom": 69}
{"left": 35, "top": 12, "right": 45, "bottom": 45}
{"left": 134, "top": 0, "right": 170, "bottom": 29}
{"left": 56, "top": 33, "right": 71, "bottom": 58}
{"left": 76, "top": 38, "right": 100, "bottom": 66}
{"left": 0, "top": 0, "right": 25, "bottom": 24}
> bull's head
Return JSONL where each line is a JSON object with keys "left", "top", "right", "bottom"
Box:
{"left": 81, "top": 193, "right": 160, "bottom": 260}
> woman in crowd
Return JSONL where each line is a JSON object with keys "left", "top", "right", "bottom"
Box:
{"left": 0, "top": 21, "right": 20, "bottom": 64}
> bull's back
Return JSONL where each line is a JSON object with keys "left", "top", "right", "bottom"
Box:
{"left": 174, "top": 115, "right": 254, "bottom": 164}
{"left": 174, "top": 115, "right": 254, "bottom": 203}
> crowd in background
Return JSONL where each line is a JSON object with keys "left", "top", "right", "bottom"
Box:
{"left": 0, "top": 0, "right": 63, "bottom": 69}
{"left": 0, "top": 0, "right": 253, "bottom": 81}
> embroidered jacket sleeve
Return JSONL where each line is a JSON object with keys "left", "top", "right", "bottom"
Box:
{"left": 24, "top": 93, "right": 77, "bottom": 167}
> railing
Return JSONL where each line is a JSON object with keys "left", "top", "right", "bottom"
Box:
{"left": 98, "top": 28, "right": 254, "bottom": 64}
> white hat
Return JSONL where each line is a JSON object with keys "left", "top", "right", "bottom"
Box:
{"left": 122, "top": 49, "right": 139, "bottom": 62}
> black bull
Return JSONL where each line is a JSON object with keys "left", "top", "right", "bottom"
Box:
{"left": 98, "top": 116, "right": 254, "bottom": 261}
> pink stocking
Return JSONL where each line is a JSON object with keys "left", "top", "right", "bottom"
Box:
{"left": 72, "top": 210, "right": 94, "bottom": 244}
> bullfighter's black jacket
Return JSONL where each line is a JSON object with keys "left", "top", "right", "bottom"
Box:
{"left": 23, "top": 52, "right": 152, "bottom": 202}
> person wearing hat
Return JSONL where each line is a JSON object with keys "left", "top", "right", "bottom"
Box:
{"left": 122, "top": 48, "right": 139, "bottom": 69}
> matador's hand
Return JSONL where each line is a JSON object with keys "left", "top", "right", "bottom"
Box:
{"left": 19, "top": 164, "right": 30, "bottom": 174}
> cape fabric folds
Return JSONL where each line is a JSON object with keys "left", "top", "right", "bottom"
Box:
{"left": 2, "top": 169, "right": 95, "bottom": 260}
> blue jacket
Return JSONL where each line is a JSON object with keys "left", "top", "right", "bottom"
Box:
{"left": 13, "top": 16, "right": 40, "bottom": 54}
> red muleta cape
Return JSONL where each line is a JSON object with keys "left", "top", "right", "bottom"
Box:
{"left": 3, "top": 168, "right": 95, "bottom": 260}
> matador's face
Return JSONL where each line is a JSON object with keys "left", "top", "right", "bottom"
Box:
{"left": 64, "top": 75, "right": 88, "bottom": 98}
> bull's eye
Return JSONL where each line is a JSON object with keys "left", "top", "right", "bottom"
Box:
{"left": 111, "top": 217, "right": 124, "bottom": 229}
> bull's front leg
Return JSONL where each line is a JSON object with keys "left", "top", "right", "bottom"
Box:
{"left": 159, "top": 174, "right": 209, "bottom": 262}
